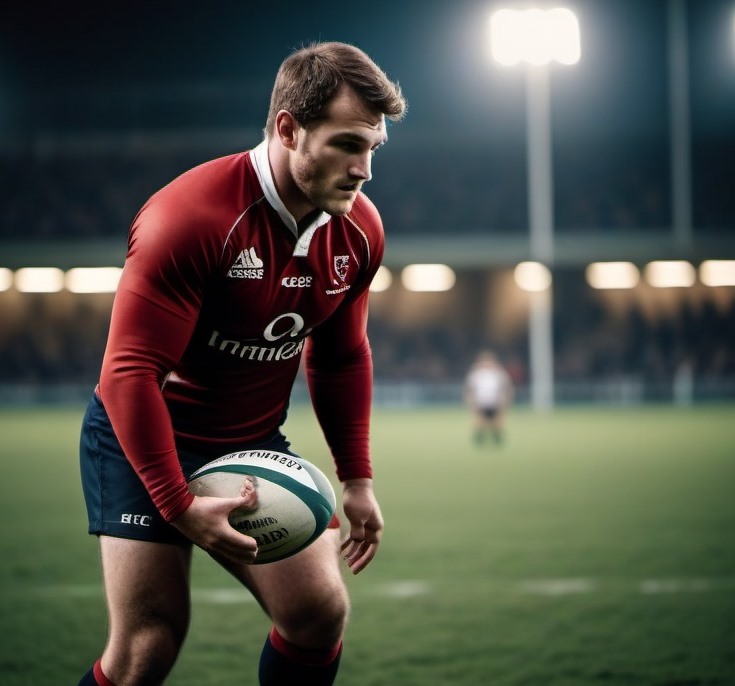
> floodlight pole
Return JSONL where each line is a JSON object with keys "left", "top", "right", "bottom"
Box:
{"left": 667, "top": 0, "right": 693, "bottom": 250}
{"left": 525, "top": 65, "right": 555, "bottom": 411}
{"left": 526, "top": 67, "right": 554, "bottom": 265}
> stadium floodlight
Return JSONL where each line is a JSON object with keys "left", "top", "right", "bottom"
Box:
{"left": 699, "top": 260, "right": 735, "bottom": 287}
{"left": 65, "top": 267, "right": 122, "bottom": 293}
{"left": 514, "top": 261, "right": 552, "bottom": 292}
{"left": 586, "top": 262, "right": 640, "bottom": 290}
{"left": 490, "top": 7, "right": 581, "bottom": 66}
{"left": 14, "top": 267, "right": 65, "bottom": 293}
{"left": 0, "top": 268, "right": 12, "bottom": 292}
{"left": 369, "top": 266, "right": 393, "bottom": 292}
{"left": 644, "top": 260, "right": 696, "bottom": 288}
{"left": 401, "top": 264, "right": 456, "bottom": 292}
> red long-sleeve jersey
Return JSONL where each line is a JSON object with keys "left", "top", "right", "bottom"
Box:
{"left": 99, "top": 141, "right": 383, "bottom": 522}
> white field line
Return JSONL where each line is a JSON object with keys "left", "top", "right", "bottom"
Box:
{"left": 517, "top": 578, "right": 597, "bottom": 596}
{"left": 373, "top": 576, "right": 735, "bottom": 598}
{"left": 33, "top": 584, "right": 256, "bottom": 604}
{"left": 33, "top": 576, "right": 735, "bottom": 603}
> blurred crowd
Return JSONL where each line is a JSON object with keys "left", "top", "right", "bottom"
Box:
{"left": 2, "top": 138, "right": 730, "bottom": 242}
{"left": 0, "top": 287, "right": 732, "bottom": 400}
{"left": 0, "top": 148, "right": 203, "bottom": 241}
{"left": 0, "top": 137, "right": 684, "bottom": 242}
{"left": 552, "top": 295, "right": 735, "bottom": 385}
{"left": 0, "top": 143, "right": 733, "bottom": 399}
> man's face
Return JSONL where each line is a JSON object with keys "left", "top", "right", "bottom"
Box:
{"left": 290, "top": 85, "right": 388, "bottom": 217}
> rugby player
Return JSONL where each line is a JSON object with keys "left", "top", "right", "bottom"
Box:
{"left": 77, "top": 41, "right": 406, "bottom": 686}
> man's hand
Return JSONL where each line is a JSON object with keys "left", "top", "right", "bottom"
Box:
{"left": 340, "top": 478, "right": 384, "bottom": 575}
{"left": 172, "top": 486, "right": 259, "bottom": 565}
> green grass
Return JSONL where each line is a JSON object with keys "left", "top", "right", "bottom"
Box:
{"left": 1, "top": 404, "right": 734, "bottom": 685}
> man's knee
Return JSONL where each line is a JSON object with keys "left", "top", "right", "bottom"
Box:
{"left": 277, "top": 583, "right": 350, "bottom": 648}
{"left": 106, "top": 618, "right": 187, "bottom": 685}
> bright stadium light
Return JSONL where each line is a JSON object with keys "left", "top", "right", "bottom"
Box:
{"left": 644, "top": 260, "right": 696, "bottom": 288}
{"left": 514, "top": 261, "right": 552, "bottom": 292}
{"left": 0, "top": 268, "right": 12, "bottom": 292}
{"left": 490, "top": 7, "right": 581, "bottom": 66}
{"left": 586, "top": 262, "right": 640, "bottom": 290}
{"left": 65, "top": 267, "right": 122, "bottom": 293}
{"left": 699, "top": 260, "right": 735, "bottom": 287}
{"left": 15, "top": 267, "right": 65, "bottom": 293}
{"left": 401, "top": 264, "right": 456, "bottom": 292}
{"left": 369, "top": 266, "right": 393, "bottom": 292}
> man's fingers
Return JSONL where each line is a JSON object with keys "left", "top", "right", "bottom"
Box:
{"left": 341, "top": 537, "right": 377, "bottom": 574}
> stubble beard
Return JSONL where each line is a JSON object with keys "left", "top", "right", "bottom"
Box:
{"left": 292, "top": 151, "right": 355, "bottom": 218}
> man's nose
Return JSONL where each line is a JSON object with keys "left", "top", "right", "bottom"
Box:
{"left": 349, "top": 153, "right": 372, "bottom": 182}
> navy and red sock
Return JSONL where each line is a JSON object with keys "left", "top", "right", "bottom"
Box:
{"left": 77, "top": 660, "right": 116, "bottom": 686}
{"left": 259, "top": 626, "right": 342, "bottom": 686}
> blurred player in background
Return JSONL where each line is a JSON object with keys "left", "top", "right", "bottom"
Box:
{"left": 77, "top": 41, "right": 406, "bottom": 686}
{"left": 463, "top": 350, "right": 514, "bottom": 446}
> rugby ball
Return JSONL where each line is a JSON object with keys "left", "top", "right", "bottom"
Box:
{"left": 187, "top": 450, "right": 337, "bottom": 564}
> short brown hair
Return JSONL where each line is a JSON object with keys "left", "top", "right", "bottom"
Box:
{"left": 264, "top": 41, "right": 407, "bottom": 136}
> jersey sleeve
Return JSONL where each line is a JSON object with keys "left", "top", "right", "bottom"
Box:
{"left": 305, "top": 198, "right": 385, "bottom": 482}
{"left": 99, "top": 194, "right": 222, "bottom": 522}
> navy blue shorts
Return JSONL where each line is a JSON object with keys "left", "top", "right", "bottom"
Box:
{"left": 479, "top": 407, "right": 500, "bottom": 419}
{"left": 79, "top": 392, "right": 296, "bottom": 545}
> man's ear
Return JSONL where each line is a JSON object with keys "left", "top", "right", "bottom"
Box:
{"left": 275, "top": 110, "right": 299, "bottom": 151}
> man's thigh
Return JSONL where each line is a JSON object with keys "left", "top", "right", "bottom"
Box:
{"left": 100, "top": 535, "right": 193, "bottom": 631}
{"left": 220, "top": 527, "right": 346, "bottom": 618}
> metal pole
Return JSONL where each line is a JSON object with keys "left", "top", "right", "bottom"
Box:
{"left": 668, "top": 0, "right": 693, "bottom": 249}
{"left": 529, "top": 288, "right": 554, "bottom": 409}
{"left": 526, "top": 67, "right": 554, "bottom": 264}
{"left": 525, "top": 66, "right": 555, "bottom": 410}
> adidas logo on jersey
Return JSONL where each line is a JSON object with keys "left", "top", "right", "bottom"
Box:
{"left": 228, "top": 247, "right": 264, "bottom": 279}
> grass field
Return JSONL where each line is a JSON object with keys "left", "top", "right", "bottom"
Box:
{"left": 0, "top": 403, "right": 734, "bottom": 685}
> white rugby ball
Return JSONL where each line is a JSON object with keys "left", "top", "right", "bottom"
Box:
{"left": 187, "top": 450, "right": 337, "bottom": 564}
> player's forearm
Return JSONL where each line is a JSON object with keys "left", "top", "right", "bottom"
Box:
{"left": 307, "top": 350, "right": 374, "bottom": 481}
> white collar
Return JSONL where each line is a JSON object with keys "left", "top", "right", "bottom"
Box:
{"left": 251, "top": 140, "right": 330, "bottom": 253}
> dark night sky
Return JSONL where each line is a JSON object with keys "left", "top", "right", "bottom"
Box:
{"left": 1, "top": 0, "right": 733, "bottom": 142}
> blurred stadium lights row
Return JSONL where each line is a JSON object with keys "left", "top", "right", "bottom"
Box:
{"left": 0, "top": 267, "right": 122, "bottom": 293}
{"left": 375, "top": 260, "right": 735, "bottom": 292}
{"left": 1, "top": 261, "right": 734, "bottom": 295}
{"left": 585, "top": 260, "right": 735, "bottom": 289}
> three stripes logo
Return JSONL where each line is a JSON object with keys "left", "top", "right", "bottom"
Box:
{"left": 228, "top": 247, "right": 264, "bottom": 279}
